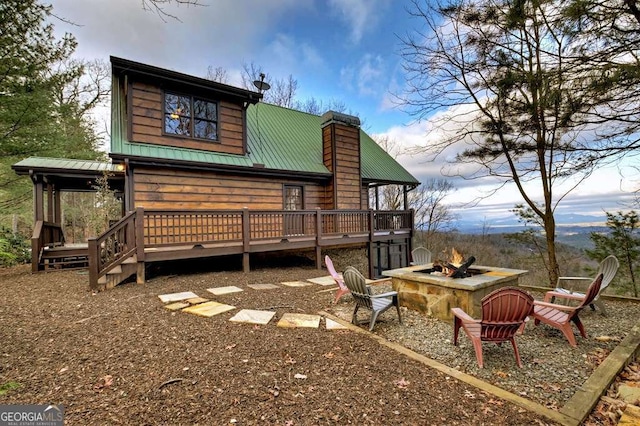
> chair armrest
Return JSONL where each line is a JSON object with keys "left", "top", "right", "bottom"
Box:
{"left": 534, "top": 300, "right": 576, "bottom": 311}
{"left": 371, "top": 291, "right": 398, "bottom": 299}
{"left": 451, "top": 307, "right": 478, "bottom": 324}
{"left": 544, "top": 290, "right": 585, "bottom": 303}
{"left": 557, "top": 276, "right": 592, "bottom": 292}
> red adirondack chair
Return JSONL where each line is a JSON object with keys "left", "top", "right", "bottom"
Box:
{"left": 532, "top": 273, "right": 603, "bottom": 347}
{"left": 452, "top": 287, "right": 534, "bottom": 368}
{"left": 325, "top": 255, "right": 350, "bottom": 304}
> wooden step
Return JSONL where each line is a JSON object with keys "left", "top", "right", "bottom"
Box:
{"left": 122, "top": 255, "right": 137, "bottom": 264}
{"left": 107, "top": 265, "right": 122, "bottom": 275}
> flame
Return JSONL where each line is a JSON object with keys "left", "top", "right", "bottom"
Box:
{"left": 450, "top": 248, "right": 464, "bottom": 266}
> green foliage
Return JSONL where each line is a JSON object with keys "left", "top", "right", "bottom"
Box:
{"left": 0, "top": 381, "right": 20, "bottom": 396}
{"left": 0, "top": 0, "right": 106, "bottom": 228}
{"left": 0, "top": 227, "right": 30, "bottom": 267}
{"left": 587, "top": 211, "right": 640, "bottom": 297}
{"left": 88, "top": 173, "right": 122, "bottom": 237}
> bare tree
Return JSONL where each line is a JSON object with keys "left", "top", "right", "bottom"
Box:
{"left": 400, "top": 0, "right": 640, "bottom": 284}
{"left": 205, "top": 65, "right": 229, "bottom": 84}
{"left": 141, "top": 0, "right": 205, "bottom": 21}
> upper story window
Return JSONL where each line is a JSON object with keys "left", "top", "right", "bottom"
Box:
{"left": 164, "top": 92, "right": 218, "bottom": 141}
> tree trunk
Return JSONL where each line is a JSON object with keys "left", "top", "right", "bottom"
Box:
{"left": 544, "top": 216, "right": 560, "bottom": 286}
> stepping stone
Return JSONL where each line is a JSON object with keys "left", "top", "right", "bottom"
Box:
{"left": 186, "top": 297, "right": 209, "bottom": 305}
{"left": 277, "top": 313, "right": 321, "bottom": 328}
{"left": 326, "top": 318, "right": 349, "bottom": 330}
{"left": 229, "top": 309, "right": 276, "bottom": 325}
{"left": 307, "top": 276, "right": 337, "bottom": 286}
{"left": 182, "top": 301, "right": 235, "bottom": 318}
{"left": 207, "top": 286, "right": 244, "bottom": 296}
{"left": 164, "top": 302, "right": 190, "bottom": 311}
{"left": 280, "top": 281, "right": 313, "bottom": 287}
{"left": 247, "top": 283, "right": 280, "bottom": 290}
{"left": 158, "top": 291, "right": 199, "bottom": 303}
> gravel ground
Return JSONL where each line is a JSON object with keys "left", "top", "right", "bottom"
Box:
{"left": 329, "top": 283, "right": 640, "bottom": 410}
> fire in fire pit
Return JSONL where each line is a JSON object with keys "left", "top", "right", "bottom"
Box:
{"left": 433, "top": 248, "right": 476, "bottom": 278}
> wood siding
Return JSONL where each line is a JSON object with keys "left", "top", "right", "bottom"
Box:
{"left": 322, "top": 122, "right": 361, "bottom": 210}
{"left": 129, "top": 81, "right": 244, "bottom": 155}
{"left": 133, "top": 167, "right": 325, "bottom": 210}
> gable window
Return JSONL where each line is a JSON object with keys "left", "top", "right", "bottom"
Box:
{"left": 164, "top": 92, "right": 218, "bottom": 141}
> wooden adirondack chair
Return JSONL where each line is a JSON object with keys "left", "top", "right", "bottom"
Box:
{"left": 410, "top": 247, "right": 432, "bottom": 265}
{"left": 452, "top": 287, "right": 534, "bottom": 368}
{"left": 544, "top": 255, "right": 619, "bottom": 315}
{"left": 343, "top": 266, "right": 402, "bottom": 331}
{"left": 325, "top": 255, "right": 350, "bottom": 304}
{"left": 532, "top": 273, "right": 603, "bottom": 347}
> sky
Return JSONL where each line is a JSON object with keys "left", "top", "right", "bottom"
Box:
{"left": 47, "top": 0, "right": 638, "bottom": 225}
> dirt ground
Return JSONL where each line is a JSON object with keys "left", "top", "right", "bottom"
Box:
{"left": 0, "top": 256, "right": 612, "bottom": 425}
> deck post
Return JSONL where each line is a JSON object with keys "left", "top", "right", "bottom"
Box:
{"left": 135, "top": 207, "right": 146, "bottom": 284}
{"left": 315, "top": 208, "right": 322, "bottom": 269}
{"left": 242, "top": 208, "right": 250, "bottom": 273}
{"left": 88, "top": 238, "right": 99, "bottom": 291}
{"left": 368, "top": 210, "right": 375, "bottom": 278}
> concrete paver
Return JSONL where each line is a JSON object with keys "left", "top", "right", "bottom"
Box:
{"left": 182, "top": 301, "right": 236, "bottom": 318}
{"left": 247, "top": 284, "right": 280, "bottom": 290}
{"left": 277, "top": 313, "right": 321, "bottom": 328}
{"left": 207, "top": 286, "right": 243, "bottom": 296}
{"left": 229, "top": 309, "right": 276, "bottom": 325}
{"left": 158, "top": 291, "right": 199, "bottom": 303}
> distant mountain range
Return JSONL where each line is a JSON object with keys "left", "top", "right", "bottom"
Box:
{"left": 454, "top": 212, "right": 609, "bottom": 249}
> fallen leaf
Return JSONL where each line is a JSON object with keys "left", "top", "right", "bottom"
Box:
{"left": 394, "top": 378, "right": 410, "bottom": 388}
{"left": 285, "top": 356, "right": 296, "bottom": 365}
{"left": 294, "top": 373, "right": 307, "bottom": 379}
{"left": 323, "top": 352, "right": 335, "bottom": 359}
{"left": 487, "top": 398, "right": 504, "bottom": 406}
{"left": 58, "top": 367, "right": 68, "bottom": 374}
{"left": 464, "top": 390, "right": 476, "bottom": 399}
{"left": 93, "top": 375, "right": 114, "bottom": 392}
{"left": 284, "top": 421, "right": 294, "bottom": 426}
{"left": 225, "top": 344, "right": 237, "bottom": 350}
{"left": 495, "top": 371, "right": 508, "bottom": 378}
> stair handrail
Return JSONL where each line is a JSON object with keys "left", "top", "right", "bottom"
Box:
{"left": 31, "top": 221, "right": 65, "bottom": 272}
{"left": 88, "top": 208, "right": 142, "bottom": 291}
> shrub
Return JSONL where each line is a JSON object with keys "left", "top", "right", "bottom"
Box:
{"left": 0, "top": 227, "right": 31, "bottom": 267}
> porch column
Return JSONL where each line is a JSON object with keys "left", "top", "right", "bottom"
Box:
{"left": 46, "top": 183, "right": 54, "bottom": 222}
{"left": 403, "top": 185, "right": 408, "bottom": 210}
{"left": 54, "top": 186, "right": 62, "bottom": 224}
{"left": 32, "top": 173, "right": 44, "bottom": 222}
{"left": 375, "top": 186, "right": 379, "bottom": 210}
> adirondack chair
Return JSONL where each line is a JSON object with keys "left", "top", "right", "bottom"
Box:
{"left": 410, "top": 247, "right": 432, "bottom": 265}
{"left": 452, "top": 287, "right": 534, "bottom": 368}
{"left": 325, "top": 255, "right": 349, "bottom": 304}
{"left": 545, "top": 255, "right": 619, "bottom": 316}
{"left": 532, "top": 273, "right": 603, "bottom": 347}
{"left": 343, "top": 266, "right": 402, "bottom": 331}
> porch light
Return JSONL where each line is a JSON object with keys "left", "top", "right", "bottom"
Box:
{"left": 115, "top": 164, "right": 125, "bottom": 171}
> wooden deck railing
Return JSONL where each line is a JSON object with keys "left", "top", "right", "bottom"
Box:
{"left": 87, "top": 207, "right": 412, "bottom": 289}
{"left": 31, "top": 221, "right": 65, "bottom": 272}
{"left": 141, "top": 208, "right": 412, "bottom": 246}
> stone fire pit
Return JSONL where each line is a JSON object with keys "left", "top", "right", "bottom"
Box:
{"left": 382, "top": 264, "right": 528, "bottom": 321}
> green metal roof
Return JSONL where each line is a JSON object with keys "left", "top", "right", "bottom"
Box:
{"left": 12, "top": 157, "right": 122, "bottom": 174}
{"left": 111, "top": 100, "right": 418, "bottom": 185}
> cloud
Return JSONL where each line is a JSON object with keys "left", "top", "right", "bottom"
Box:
{"left": 262, "top": 33, "right": 325, "bottom": 76}
{"left": 327, "top": 0, "right": 390, "bottom": 44}
{"left": 49, "top": 0, "right": 311, "bottom": 76}
{"left": 340, "top": 53, "right": 387, "bottom": 97}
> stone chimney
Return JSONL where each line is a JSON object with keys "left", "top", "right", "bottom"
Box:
{"left": 321, "top": 111, "right": 362, "bottom": 210}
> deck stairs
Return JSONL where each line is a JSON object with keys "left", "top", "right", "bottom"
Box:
{"left": 96, "top": 254, "right": 139, "bottom": 290}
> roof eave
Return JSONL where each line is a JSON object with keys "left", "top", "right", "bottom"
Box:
{"left": 111, "top": 56, "right": 262, "bottom": 105}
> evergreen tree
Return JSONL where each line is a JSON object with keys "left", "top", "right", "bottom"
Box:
{"left": 0, "top": 0, "right": 104, "bottom": 226}
{"left": 587, "top": 211, "right": 640, "bottom": 296}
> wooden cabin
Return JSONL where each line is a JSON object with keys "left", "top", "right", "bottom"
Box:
{"left": 13, "top": 57, "right": 419, "bottom": 290}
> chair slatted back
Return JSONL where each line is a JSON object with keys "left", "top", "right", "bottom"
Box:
{"left": 480, "top": 287, "right": 534, "bottom": 342}
{"left": 411, "top": 247, "right": 432, "bottom": 265}
{"left": 343, "top": 266, "right": 372, "bottom": 310}
{"left": 597, "top": 256, "right": 619, "bottom": 297}
{"left": 576, "top": 273, "right": 604, "bottom": 312}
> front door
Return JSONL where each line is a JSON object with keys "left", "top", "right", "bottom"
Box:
{"left": 284, "top": 185, "right": 304, "bottom": 236}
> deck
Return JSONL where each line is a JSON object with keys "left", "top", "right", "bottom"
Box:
{"left": 33, "top": 208, "right": 413, "bottom": 290}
